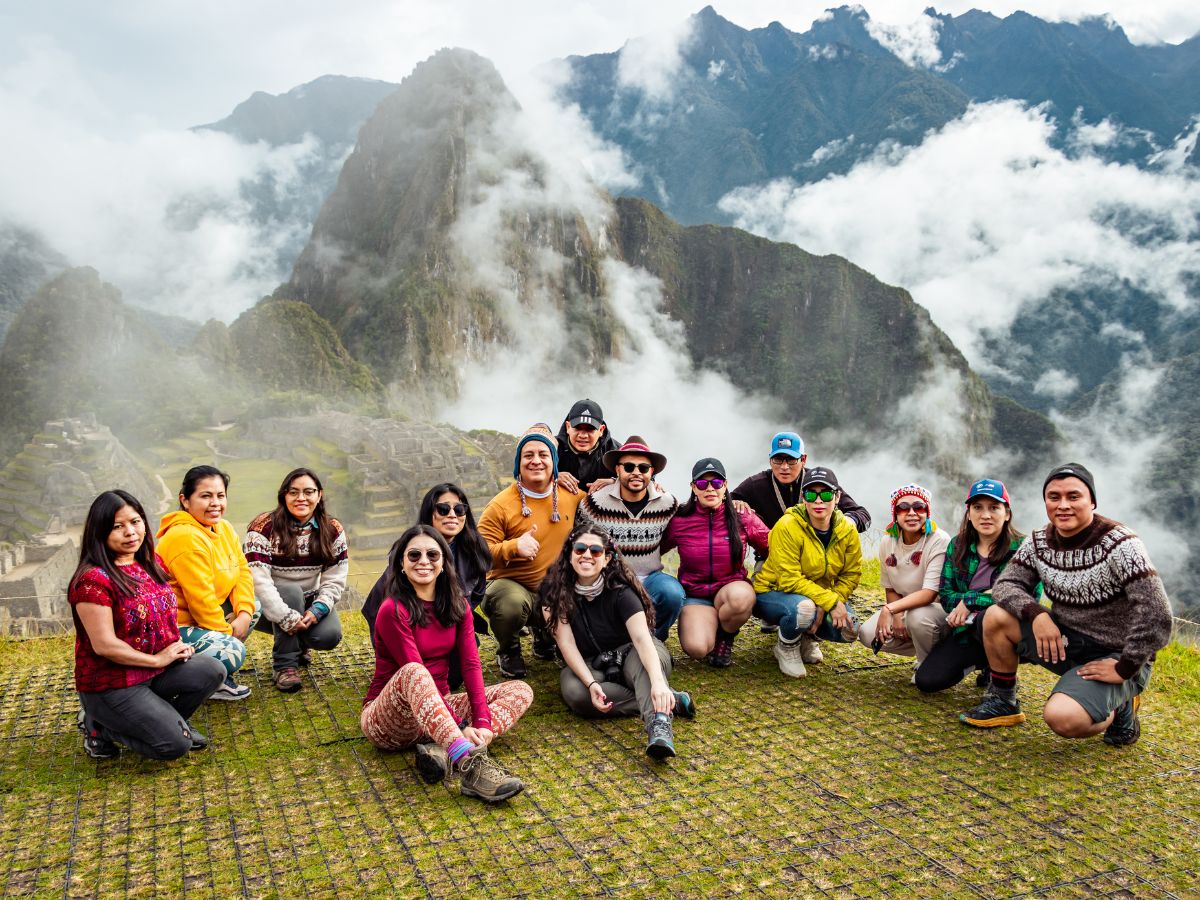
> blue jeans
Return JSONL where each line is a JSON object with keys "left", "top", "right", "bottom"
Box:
{"left": 642, "top": 571, "right": 685, "bottom": 642}
{"left": 754, "top": 591, "right": 858, "bottom": 643}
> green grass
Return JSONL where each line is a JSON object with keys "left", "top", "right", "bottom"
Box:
{"left": 0, "top": 610, "right": 1197, "bottom": 898}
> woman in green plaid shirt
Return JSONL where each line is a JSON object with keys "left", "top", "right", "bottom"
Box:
{"left": 914, "top": 479, "right": 1025, "bottom": 694}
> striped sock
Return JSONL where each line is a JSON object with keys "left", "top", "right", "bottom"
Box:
{"left": 447, "top": 737, "right": 473, "bottom": 764}
{"left": 990, "top": 670, "right": 1017, "bottom": 699}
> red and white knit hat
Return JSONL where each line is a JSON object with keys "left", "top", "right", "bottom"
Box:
{"left": 887, "top": 483, "right": 936, "bottom": 537}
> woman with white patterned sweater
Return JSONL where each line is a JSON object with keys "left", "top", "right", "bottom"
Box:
{"left": 244, "top": 468, "right": 347, "bottom": 692}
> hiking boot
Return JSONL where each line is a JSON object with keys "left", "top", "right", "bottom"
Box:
{"left": 959, "top": 690, "right": 1026, "bottom": 728}
{"left": 186, "top": 724, "right": 209, "bottom": 751}
{"left": 78, "top": 711, "right": 119, "bottom": 759}
{"left": 210, "top": 676, "right": 252, "bottom": 701}
{"left": 531, "top": 635, "right": 558, "bottom": 661}
{"left": 415, "top": 741, "right": 450, "bottom": 783}
{"left": 759, "top": 623, "right": 778, "bottom": 634}
{"left": 272, "top": 667, "right": 303, "bottom": 693}
{"left": 773, "top": 637, "right": 807, "bottom": 678}
{"left": 646, "top": 713, "right": 677, "bottom": 759}
{"left": 799, "top": 634, "right": 823, "bottom": 664}
{"left": 1103, "top": 695, "right": 1142, "bottom": 747}
{"left": 706, "top": 636, "right": 734, "bottom": 668}
{"left": 298, "top": 649, "right": 313, "bottom": 667}
{"left": 672, "top": 691, "right": 697, "bottom": 719}
{"left": 497, "top": 648, "right": 528, "bottom": 678}
{"left": 455, "top": 746, "right": 524, "bottom": 803}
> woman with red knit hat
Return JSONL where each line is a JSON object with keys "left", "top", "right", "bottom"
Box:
{"left": 857, "top": 484, "right": 951, "bottom": 678}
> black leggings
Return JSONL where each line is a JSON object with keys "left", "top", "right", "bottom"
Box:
{"left": 915, "top": 614, "right": 988, "bottom": 694}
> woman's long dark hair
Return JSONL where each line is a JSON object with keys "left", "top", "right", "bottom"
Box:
{"left": 267, "top": 467, "right": 337, "bottom": 565}
{"left": 69, "top": 490, "right": 168, "bottom": 598}
{"left": 418, "top": 483, "right": 491, "bottom": 577}
{"left": 677, "top": 484, "right": 744, "bottom": 570}
{"left": 950, "top": 496, "right": 1025, "bottom": 573}
{"left": 386, "top": 525, "right": 466, "bottom": 629}
{"left": 178, "top": 465, "right": 230, "bottom": 507}
{"left": 539, "top": 523, "right": 655, "bottom": 631}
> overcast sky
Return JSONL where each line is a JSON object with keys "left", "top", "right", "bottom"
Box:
{"left": 3, "top": 1, "right": 1199, "bottom": 131}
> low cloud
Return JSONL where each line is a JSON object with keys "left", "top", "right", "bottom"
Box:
{"left": 865, "top": 12, "right": 945, "bottom": 69}
{"left": 719, "top": 100, "right": 1200, "bottom": 369}
{"left": 614, "top": 15, "right": 696, "bottom": 104}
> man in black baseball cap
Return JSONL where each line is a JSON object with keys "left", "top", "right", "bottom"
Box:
{"left": 555, "top": 399, "right": 620, "bottom": 493}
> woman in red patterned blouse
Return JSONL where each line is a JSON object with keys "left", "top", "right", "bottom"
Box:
{"left": 70, "top": 490, "right": 226, "bottom": 760}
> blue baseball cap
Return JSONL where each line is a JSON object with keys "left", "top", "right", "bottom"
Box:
{"left": 770, "top": 431, "right": 804, "bottom": 459}
{"left": 966, "top": 478, "right": 1010, "bottom": 505}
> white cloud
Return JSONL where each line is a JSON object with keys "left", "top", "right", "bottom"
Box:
{"left": 706, "top": 59, "right": 727, "bottom": 81}
{"left": 1033, "top": 368, "right": 1080, "bottom": 399}
{"left": 806, "top": 44, "right": 841, "bottom": 61}
{"left": 805, "top": 135, "right": 856, "bottom": 167}
{"left": 865, "top": 12, "right": 945, "bottom": 69}
{"left": 718, "top": 100, "right": 1200, "bottom": 367}
{"left": 615, "top": 15, "right": 695, "bottom": 103}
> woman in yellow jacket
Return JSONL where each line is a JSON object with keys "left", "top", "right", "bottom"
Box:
{"left": 156, "top": 465, "right": 260, "bottom": 700}
{"left": 752, "top": 467, "right": 863, "bottom": 678}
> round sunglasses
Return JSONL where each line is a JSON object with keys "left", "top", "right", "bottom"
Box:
{"left": 434, "top": 501, "right": 467, "bottom": 517}
{"left": 405, "top": 548, "right": 442, "bottom": 563}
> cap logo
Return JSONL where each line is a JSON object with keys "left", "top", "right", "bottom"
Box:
{"left": 779, "top": 439, "right": 792, "bottom": 448}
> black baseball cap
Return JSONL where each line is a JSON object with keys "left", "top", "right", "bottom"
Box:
{"left": 691, "top": 458, "right": 727, "bottom": 480}
{"left": 566, "top": 399, "right": 605, "bottom": 428}
{"left": 801, "top": 466, "right": 839, "bottom": 491}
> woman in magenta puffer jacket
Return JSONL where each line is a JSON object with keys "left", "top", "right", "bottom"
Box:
{"left": 660, "top": 458, "right": 768, "bottom": 668}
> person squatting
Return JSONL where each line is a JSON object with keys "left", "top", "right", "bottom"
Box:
{"left": 68, "top": 399, "right": 1173, "bottom": 803}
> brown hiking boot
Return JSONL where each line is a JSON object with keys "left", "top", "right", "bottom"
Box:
{"left": 455, "top": 746, "right": 524, "bottom": 803}
{"left": 272, "top": 667, "right": 302, "bottom": 693}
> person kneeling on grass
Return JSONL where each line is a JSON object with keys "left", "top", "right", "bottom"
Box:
{"left": 660, "top": 458, "right": 769, "bottom": 668}
{"left": 752, "top": 467, "right": 862, "bottom": 678}
{"left": 244, "top": 468, "right": 347, "bottom": 693}
{"left": 857, "top": 484, "right": 951, "bottom": 680}
{"left": 540, "top": 524, "right": 696, "bottom": 759}
{"left": 915, "top": 478, "right": 1025, "bottom": 694}
{"left": 360, "top": 525, "right": 533, "bottom": 803}
{"left": 70, "top": 490, "right": 225, "bottom": 759}
{"left": 960, "top": 463, "right": 1172, "bottom": 747}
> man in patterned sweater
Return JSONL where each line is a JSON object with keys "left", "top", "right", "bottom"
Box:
{"left": 575, "top": 436, "right": 683, "bottom": 643}
{"left": 960, "top": 463, "right": 1172, "bottom": 746}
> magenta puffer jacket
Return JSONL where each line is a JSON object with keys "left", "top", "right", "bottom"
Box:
{"left": 660, "top": 504, "right": 769, "bottom": 599}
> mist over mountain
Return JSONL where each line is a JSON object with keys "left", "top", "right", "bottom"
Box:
{"left": 282, "top": 47, "right": 1055, "bottom": 479}
{"left": 0, "top": 225, "right": 68, "bottom": 342}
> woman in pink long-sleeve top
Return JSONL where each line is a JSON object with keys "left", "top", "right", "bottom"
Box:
{"left": 660, "top": 457, "right": 768, "bottom": 668}
{"left": 360, "top": 525, "right": 532, "bottom": 804}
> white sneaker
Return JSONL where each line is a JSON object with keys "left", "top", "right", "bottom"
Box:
{"left": 774, "top": 638, "right": 807, "bottom": 678}
{"left": 210, "top": 676, "right": 252, "bottom": 701}
{"left": 799, "top": 634, "right": 823, "bottom": 664}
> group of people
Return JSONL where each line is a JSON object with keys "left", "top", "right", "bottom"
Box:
{"left": 67, "top": 398, "right": 1174, "bottom": 805}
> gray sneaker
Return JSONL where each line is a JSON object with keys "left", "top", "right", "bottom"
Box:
{"left": 415, "top": 741, "right": 450, "bottom": 783}
{"left": 645, "top": 713, "right": 676, "bottom": 759}
{"left": 799, "top": 634, "right": 823, "bottom": 664}
{"left": 773, "top": 637, "right": 807, "bottom": 678}
{"left": 455, "top": 746, "right": 524, "bottom": 803}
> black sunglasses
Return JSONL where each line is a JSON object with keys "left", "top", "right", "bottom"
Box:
{"left": 405, "top": 548, "right": 442, "bottom": 563}
{"left": 434, "top": 502, "right": 467, "bottom": 517}
{"left": 572, "top": 542, "right": 606, "bottom": 557}
{"left": 619, "top": 462, "right": 652, "bottom": 474}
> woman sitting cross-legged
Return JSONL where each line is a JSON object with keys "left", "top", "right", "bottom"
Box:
{"left": 753, "top": 467, "right": 862, "bottom": 678}
{"left": 70, "top": 490, "right": 226, "bottom": 760}
{"left": 661, "top": 458, "right": 769, "bottom": 668}
{"left": 360, "top": 525, "right": 532, "bottom": 803}
{"left": 857, "top": 484, "right": 951, "bottom": 680}
{"left": 156, "top": 465, "right": 260, "bottom": 701}
{"left": 244, "top": 467, "right": 347, "bottom": 692}
{"left": 540, "top": 524, "right": 696, "bottom": 760}
{"left": 915, "top": 478, "right": 1026, "bottom": 694}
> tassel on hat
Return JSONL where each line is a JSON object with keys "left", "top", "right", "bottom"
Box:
{"left": 514, "top": 423, "right": 561, "bottom": 522}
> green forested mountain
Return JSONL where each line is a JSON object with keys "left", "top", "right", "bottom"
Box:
{"left": 283, "top": 48, "right": 1056, "bottom": 472}
{"left": 0, "top": 224, "right": 67, "bottom": 343}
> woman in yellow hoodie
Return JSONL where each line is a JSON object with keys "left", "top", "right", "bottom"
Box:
{"left": 752, "top": 467, "right": 863, "bottom": 679}
{"left": 156, "top": 466, "right": 260, "bottom": 700}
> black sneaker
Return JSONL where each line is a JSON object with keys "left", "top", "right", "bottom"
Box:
{"left": 759, "top": 623, "right": 779, "bottom": 634}
{"left": 975, "top": 668, "right": 991, "bottom": 689}
{"left": 78, "top": 709, "right": 119, "bottom": 759}
{"left": 185, "top": 722, "right": 209, "bottom": 751}
{"left": 497, "top": 648, "right": 528, "bottom": 678}
{"left": 531, "top": 637, "right": 558, "bottom": 661}
{"left": 645, "top": 713, "right": 676, "bottom": 759}
{"left": 1103, "top": 695, "right": 1142, "bottom": 746}
{"left": 960, "top": 690, "right": 1026, "bottom": 728}
{"left": 672, "top": 691, "right": 697, "bottom": 719}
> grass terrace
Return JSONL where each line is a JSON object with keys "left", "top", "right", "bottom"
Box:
{"left": 0, "top": 587, "right": 1197, "bottom": 898}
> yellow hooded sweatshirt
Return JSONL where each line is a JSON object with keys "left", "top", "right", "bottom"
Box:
{"left": 156, "top": 510, "right": 256, "bottom": 633}
{"left": 753, "top": 506, "right": 862, "bottom": 612}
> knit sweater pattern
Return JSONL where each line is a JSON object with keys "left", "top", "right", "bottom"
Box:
{"left": 244, "top": 513, "right": 349, "bottom": 628}
{"left": 993, "top": 515, "right": 1172, "bottom": 679}
{"left": 576, "top": 483, "right": 678, "bottom": 578}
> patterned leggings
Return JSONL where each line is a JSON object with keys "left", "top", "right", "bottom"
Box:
{"left": 360, "top": 662, "right": 533, "bottom": 751}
